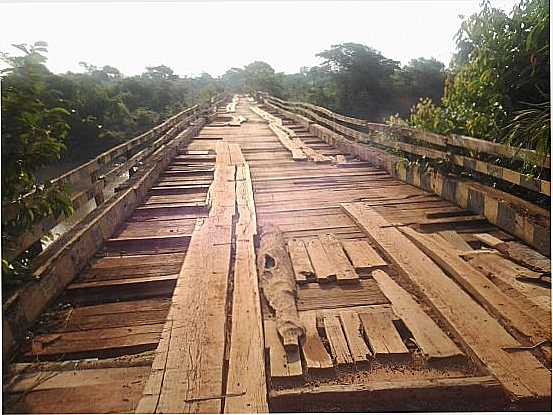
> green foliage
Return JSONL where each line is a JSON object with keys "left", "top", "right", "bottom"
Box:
{"left": 1, "top": 42, "right": 74, "bottom": 287}
{"left": 408, "top": 97, "right": 450, "bottom": 135}
{"left": 408, "top": 0, "right": 549, "bottom": 159}
{"left": 1, "top": 43, "right": 221, "bottom": 290}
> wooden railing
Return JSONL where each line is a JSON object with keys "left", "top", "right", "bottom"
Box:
{"left": 258, "top": 93, "right": 551, "bottom": 198}
{"left": 3, "top": 93, "right": 228, "bottom": 262}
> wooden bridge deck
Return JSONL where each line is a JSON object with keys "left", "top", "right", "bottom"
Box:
{"left": 3, "top": 97, "right": 551, "bottom": 413}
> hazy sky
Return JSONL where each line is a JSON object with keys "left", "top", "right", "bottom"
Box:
{"left": 0, "top": 0, "right": 519, "bottom": 77}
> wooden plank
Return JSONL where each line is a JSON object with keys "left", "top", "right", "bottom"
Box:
{"left": 264, "top": 319, "right": 303, "bottom": 379}
{"left": 299, "top": 311, "right": 333, "bottom": 371}
{"left": 323, "top": 315, "right": 353, "bottom": 365}
{"left": 465, "top": 252, "right": 551, "bottom": 328}
{"left": 26, "top": 323, "right": 164, "bottom": 358}
{"left": 269, "top": 376, "right": 502, "bottom": 410}
{"left": 477, "top": 235, "right": 551, "bottom": 274}
{"left": 359, "top": 308, "right": 409, "bottom": 358}
{"left": 297, "top": 279, "right": 389, "bottom": 311}
{"left": 319, "top": 234, "right": 358, "bottom": 283}
{"left": 400, "top": 227, "right": 550, "bottom": 346}
{"left": 341, "top": 239, "right": 387, "bottom": 270}
{"left": 342, "top": 201, "right": 551, "bottom": 399}
{"left": 438, "top": 230, "right": 473, "bottom": 252}
{"left": 372, "top": 269, "right": 463, "bottom": 361}
{"left": 224, "top": 149, "right": 267, "bottom": 413}
{"left": 136, "top": 145, "right": 234, "bottom": 414}
{"left": 288, "top": 238, "right": 315, "bottom": 283}
{"left": 306, "top": 238, "right": 335, "bottom": 282}
{"left": 5, "top": 366, "right": 150, "bottom": 414}
{"left": 339, "top": 310, "right": 371, "bottom": 363}
{"left": 474, "top": 233, "right": 504, "bottom": 247}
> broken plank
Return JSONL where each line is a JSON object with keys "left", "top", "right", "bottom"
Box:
{"left": 287, "top": 238, "right": 315, "bottom": 284}
{"left": 438, "top": 230, "right": 473, "bottom": 252}
{"left": 400, "top": 227, "right": 550, "bottom": 346}
{"left": 341, "top": 239, "right": 387, "bottom": 271}
{"left": 372, "top": 269, "right": 463, "bottom": 361}
{"left": 477, "top": 234, "right": 551, "bottom": 274}
{"left": 323, "top": 314, "right": 353, "bottom": 365}
{"left": 299, "top": 311, "right": 333, "bottom": 371}
{"left": 319, "top": 234, "right": 358, "bottom": 283}
{"left": 306, "top": 238, "right": 335, "bottom": 282}
{"left": 359, "top": 308, "right": 409, "bottom": 359}
{"left": 339, "top": 310, "right": 371, "bottom": 363}
{"left": 342, "top": 201, "right": 551, "bottom": 399}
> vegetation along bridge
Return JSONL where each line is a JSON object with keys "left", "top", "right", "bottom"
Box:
{"left": 2, "top": 94, "right": 551, "bottom": 413}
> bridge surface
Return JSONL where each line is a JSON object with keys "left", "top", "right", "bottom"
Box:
{"left": 3, "top": 96, "right": 551, "bottom": 413}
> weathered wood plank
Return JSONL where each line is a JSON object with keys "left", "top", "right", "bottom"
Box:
{"left": 438, "top": 230, "right": 473, "bottom": 251}
{"left": 306, "top": 238, "right": 335, "bottom": 282}
{"left": 359, "top": 308, "right": 409, "bottom": 358}
{"left": 339, "top": 310, "right": 371, "bottom": 363}
{"left": 224, "top": 149, "right": 267, "bottom": 413}
{"left": 264, "top": 319, "right": 303, "bottom": 379}
{"left": 299, "top": 311, "right": 334, "bottom": 371}
{"left": 372, "top": 269, "right": 463, "bottom": 361}
{"left": 323, "top": 315, "right": 353, "bottom": 365}
{"left": 287, "top": 238, "right": 315, "bottom": 284}
{"left": 297, "top": 279, "right": 389, "bottom": 311}
{"left": 400, "top": 227, "right": 550, "bottom": 346}
{"left": 342, "top": 201, "right": 551, "bottom": 399}
{"left": 341, "top": 239, "right": 387, "bottom": 270}
{"left": 319, "top": 234, "right": 358, "bottom": 283}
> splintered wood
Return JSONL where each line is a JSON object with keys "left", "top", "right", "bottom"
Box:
{"left": 137, "top": 142, "right": 267, "bottom": 413}
{"left": 343, "top": 202, "right": 551, "bottom": 400}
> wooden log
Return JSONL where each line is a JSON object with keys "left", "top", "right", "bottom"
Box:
{"left": 264, "top": 319, "right": 303, "bottom": 379}
{"left": 257, "top": 225, "right": 305, "bottom": 350}
{"left": 372, "top": 269, "right": 463, "bottom": 361}
{"left": 342, "top": 201, "right": 551, "bottom": 399}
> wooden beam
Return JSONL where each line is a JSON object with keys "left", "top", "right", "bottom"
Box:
{"left": 400, "top": 227, "right": 550, "bottom": 345}
{"left": 342, "top": 202, "right": 551, "bottom": 399}
{"left": 372, "top": 269, "right": 463, "bottom": 361}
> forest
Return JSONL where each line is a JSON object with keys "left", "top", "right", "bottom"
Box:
{"left": 1, "top": 0, "right": 549, "bottom": 286}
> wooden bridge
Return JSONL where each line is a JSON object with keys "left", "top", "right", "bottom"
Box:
{"left": 2, "top": 94, "right": 551, "bottom": 413}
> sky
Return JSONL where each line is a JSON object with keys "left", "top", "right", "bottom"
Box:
{"left": 0, "top": 0, "right": 520, "bottom": 78}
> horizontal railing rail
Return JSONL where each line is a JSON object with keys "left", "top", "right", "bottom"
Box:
{"left": 257, "top": 92, "right": 551, "bottom": 198}
{"left": 3, "top": 93, "right": 228, "bottom": 262}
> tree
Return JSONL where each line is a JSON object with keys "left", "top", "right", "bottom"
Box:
{"left": 316, "top": 43, "right": 400, "bottom": 119}
{"left": 1, "top": 42, "right": 73, "bottom": 286}
{"left": 409, "top": 0, "right": 550, "bottom": 159}
{"left": 243, "top": 61, "right": 282, "bottom": 95}
{"left": 143, "top": 65, "right": 178, "bottom": 80}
